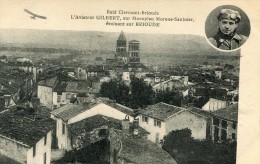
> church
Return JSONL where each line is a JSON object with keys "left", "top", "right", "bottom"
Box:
{"left": 115, "top": 31, "right": 140, "bottom": 64}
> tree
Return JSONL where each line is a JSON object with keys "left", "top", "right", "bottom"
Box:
{"left": 99, "top": 80, "right": 119, "bottom": 100}
{"left": 161, "top": 129, "right": 237, "bottom": 164}
{"left": 155, "top": 88, "right": 182, "bottom": 107}
{"left": 130, "top": 77, "right": 154, "bottom": 109}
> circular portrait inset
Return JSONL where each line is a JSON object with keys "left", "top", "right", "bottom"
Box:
{"left": 205, "top": 5, "right": 250, "bottom": 51}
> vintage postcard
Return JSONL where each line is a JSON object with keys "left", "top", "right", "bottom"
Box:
{"left": 0, "top": 0, "right": 259, "bottom": 164}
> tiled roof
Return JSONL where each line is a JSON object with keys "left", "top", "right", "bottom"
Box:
{"left": 68, "top": 115, "right": 120, "bottom": 134}
{"left": 50, "top": 103, "right": 91, "bottom": 122}
{"left": 118, "top": 131, "right": 176, "bottom": 164}
{"left": 0, "top": 108, "right": 55, "bottom": 147}
{"left": 187, "top": 107, "right": 213, "bottom": 118}
{"left": 54, "top": 81, "right": 90, "bottom": 93}
{"left": 140, "top": 102, "right": 184, "bottom": 120}
{"left": 38, "top": 76, "right": 57, "bottom": 87}
{"left": 212, "top": 104, "right": 238, "bottom": 122}
{"left": 68, "top": 115, "right": 149, "bottom": 136}
{"left": 104, "top": 102, "right": 134, "bottom": 116}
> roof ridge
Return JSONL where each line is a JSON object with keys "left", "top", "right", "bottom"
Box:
{"left": 160, "top": 102, "right": 185, "bottom": 110}
{"left": 115, "top": 103, "right": 133, "bottom": 111}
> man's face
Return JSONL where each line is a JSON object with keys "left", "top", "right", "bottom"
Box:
{"left": 219, "top": 19, "right": 238, "bottom": 35}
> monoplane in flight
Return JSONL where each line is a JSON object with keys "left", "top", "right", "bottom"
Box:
{"left": 24, "top": 9, "right": 47, "bottom": 19}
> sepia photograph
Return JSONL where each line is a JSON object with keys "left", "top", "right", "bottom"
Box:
{"left": 205, "top": 5, "right": 250, "bottom": 51}
{"left": 0, "top": 0, "right": 259, "bottom": 164}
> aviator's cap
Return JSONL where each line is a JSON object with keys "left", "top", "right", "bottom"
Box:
{"left": 218, "top": 9, "right": 241, "bottom": 22}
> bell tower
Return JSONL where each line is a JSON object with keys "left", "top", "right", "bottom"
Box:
{"left": 128, "top": 40, "right": 140, "bottom": 63}
{"left": 115, "top": 31, "right": 128, "bottom": 63}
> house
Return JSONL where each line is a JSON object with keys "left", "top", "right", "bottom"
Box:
{"left": 214, "top": 68, "right": 222, "bottom": 79}
{"left": 152, "top": 79, "right": 185, "bottom": 92}
{"left": 0, "top": 68, "right": 34, "bottom": 103}
{"left": 37, "top": 76, "right": 58, "bottom": 109}
{"left": 50, "top": 100, "right": 135, "bottom": 150}
{"left": 67, "top": 115, "right": 148, "bottom": 151}
{"left": 0, "top": 107, "right": 55, "bottom": 164}
{"left": 75, "top": 67, "right": 87, "bottom": 80}
{"left": 52, "top": 81, "right": 90, "bottom": 109}
{"left": 211, "top": 104, "right": 238, "bottom": 142}
{"left": 202, "top": 98, "right": 227, "bottom": 112}
{"left": 56, "top": 114, "right": 175, "bottom": 164}
{"left": 0, "top": 55, "right": 7, "bottom": 63}
{"left": 0, "top": 91, "right": 16, "bottom": 112}
{"left": 138, "top": 102, "right": 212, "bottom": 144}
{"left": 170, "top": 75, "right": 189, "bottom": 86}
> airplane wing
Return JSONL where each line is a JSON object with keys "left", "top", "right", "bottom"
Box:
{"left": 24, "top": 9, "right": 36, "bottom": 16}
{"left": 35, "top": 15, "right": 47, "bottom": 19}
{"left": 24, "top": 9, "right": 47, "bottom": 19}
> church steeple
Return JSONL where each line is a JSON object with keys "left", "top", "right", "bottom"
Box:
{"left": 116, "top": 31, "right": 127, "bottom": 52}
{"left": 115, "top": 31, "right": 128, "bottom": 63}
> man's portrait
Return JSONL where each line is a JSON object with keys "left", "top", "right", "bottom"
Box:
{"left": 205, "top": 5, "right": 250, "bottom": 51}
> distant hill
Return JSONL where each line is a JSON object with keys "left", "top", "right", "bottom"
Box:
{"left": 0, "top": 29, "right": 239, "bottom": 57}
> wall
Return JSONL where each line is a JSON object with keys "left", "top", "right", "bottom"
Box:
{"left": 138, "top": 114, "right": 166, "bottom": 144}
{"left": 0, "top": 135, "right": 29, "bottom": 163}
{"left": 56, "top": 118, "right": 68, "bottom": 150}
{"left": 122, "top": 72, "right": 130, "bottom": 82}
{"left": 27, "top": 131, "right": 52, "bottom": 164}
{"left": 212, "top": 117, "right": 237, "bottom": 142}
{"left": 202, "top": 98, "right": 226, "bottom": 112}
{"left": 53, "top": 91, "right": 76, "bottom": 109}
{"left": 37, "top": 85, "right": 53, "bottom": 109}
{"left": 68, "top": 103, "right": 134, "bottom": 124}
{"left": 165, "top": 111, "right": 208, "bottom": 140}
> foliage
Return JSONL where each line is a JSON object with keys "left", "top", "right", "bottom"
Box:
{"left": 162, "top": 129, "right": 237, "bottom": 164}
{"left": 155, "top": 88, "right": 182, "bottom": 107}
{"left": 99, "top": 78, "right": 154, "bottom": 109}
{"left": 56, "top": 139, "right": 110, "bottom": 163}
{"left": 129, "top": 77, "right": 154, "bottom": 109}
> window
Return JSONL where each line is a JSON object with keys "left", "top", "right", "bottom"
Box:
{"left": 144, "top": 116, "right": 149, "bottom": 123}
{"left": 57, "top": 96, "right": 61, "bottom": 103}
{"left": 221, "top": 129, "right": 227, "bottom": 141}
{"left": 214, "top": 127, "right": 219, "bottom": 142}
{"left": 33, "top": 144, "right": 36, "bottom": 157}
{"left": 142, "top": 115, "right": 148, "bottom": 123}
{"left": 232, "top": 122, "right": 237, "bottom": 129}
{"left": 44, "top": 134, "right": 47, "bottom": 145}
{"left": 62, "top": 123, "right": 65, "bottom": 135}
{"left": 213, "top": 118, "right": 220, "bottom": 126}
{"left": 154, "top": 119, "right": 161, "bottom": 128}
{"left": 43, "top": 152, "right": 46, "bottom": 164}
{"left": 222, "top": 120, "right": 227, "bottom": 129}
{"left": 157, "top": 120, "right": 161, "bottom": 128}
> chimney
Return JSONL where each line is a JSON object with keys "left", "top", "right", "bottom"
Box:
{"left": 133, "top": 118, "right": 139, "bottom": 135}
{"left": 121, "top": 115, "right": 130, "bottom": 134}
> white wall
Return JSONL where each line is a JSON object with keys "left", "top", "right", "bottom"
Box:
{"left": 56, "top": 118, "right": 68, "bottom": 150}
{"left": 138, "top": 114, "right": 166, "bottom": 143}
{"left": 27, "top": 131, "right": 52, "bottom": 164}
{"left": 202, "top": 98, "right": 226, "bottom": 112}
{"left": 37, "top": 85, "right": 53, "bottom": 109}
{"left": 68, "top": 103, "right": 134, "bottom": 124}
{"left": 165, "top": 111, "right": 207, "bottom": 140}
{"left": 53, "top": 92, "right": 76, "bottom": 109}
